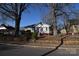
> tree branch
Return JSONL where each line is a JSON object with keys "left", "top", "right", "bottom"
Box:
{"left": 0, "top": 10, "right": 15, "bottom": 20}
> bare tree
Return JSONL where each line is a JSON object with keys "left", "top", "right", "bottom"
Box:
{"left": 0, "top": 13, "right": 10, "bottom": 25}
{"left": 42, "top": 3, "right": 76, "bottom": 35}
{"left": 0, "top": 3, "right": 30, "bottom": 36}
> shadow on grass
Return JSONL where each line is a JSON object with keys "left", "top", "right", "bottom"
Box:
{"left": 41, "top": 35, "right": 68, "bottom": 56}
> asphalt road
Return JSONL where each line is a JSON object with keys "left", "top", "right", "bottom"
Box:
{"left": 0, "top": 44, "right": 52, "bottom": 56}
{"left": 47, "top": 48, "right": 79, "bottom": 56}
{"left": 0, "top": 44, "right": 79, "bottom": 56}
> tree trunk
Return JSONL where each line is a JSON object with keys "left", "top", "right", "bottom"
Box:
{"left": 64, "top": 26, "right": 68, "bottom": 35}
{"left": 53, "top": 25, "right": 57, "bottom": 36}
{"left": 63, "top": 14, "right": 69, "bottom": 35}
{"left": 15, "top": 16, "right": 21, "bottom": 37}
{"left": 52, "top": 9, "right": 58, "bottom": 36}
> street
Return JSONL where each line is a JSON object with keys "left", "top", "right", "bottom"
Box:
{"left": 0, "top": 44, "right": 52, "bottom": 56}
{"left": 0, "top": 43, "right": 79, "bottom": 56}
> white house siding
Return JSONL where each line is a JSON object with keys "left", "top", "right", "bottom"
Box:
{"left": 35, "top": 23, "right": 50, "bottom": 34}
{"left": 43, "top": 27, "right": 50, "bottom": 33}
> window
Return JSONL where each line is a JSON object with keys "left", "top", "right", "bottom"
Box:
{"left": 46, "top": 27, "right": 48, "bottom": 31}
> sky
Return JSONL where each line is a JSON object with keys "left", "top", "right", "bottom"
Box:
{"left": 7, "top": 5, "right": 49, "bottom": 27}
{"left": 19, "top": 4, "right": 79, "bottom": 27}
{"left": 1, "top": 3, "right": 79, "bottom": 28}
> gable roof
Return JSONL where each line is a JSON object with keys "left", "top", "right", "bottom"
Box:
{"left": 24, "top": 24, "right": 36, "bottom": 28}
{"left": 24, "top": 22, "right": 50, "bottom": 29}
{"left": 36, "top": 22, "right": 50, "bottom": 27}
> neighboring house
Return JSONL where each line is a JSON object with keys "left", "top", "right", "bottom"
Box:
{"left": 57, "top": 24, "right": 79, "bottom": 35}
{"left": 0, "top": 24, "right": 15, "bottom": 35}
{"left": 69, "top": 25, "right": 79, "bottom": 35}
{"left": 23, "top": 22, "right": 51, "bottom": 34}
{"left": 68, "top": 19, "right": 79, "bottom": 35}
{"left": 60, "top": 25, "right": 79, "bottom": 35}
